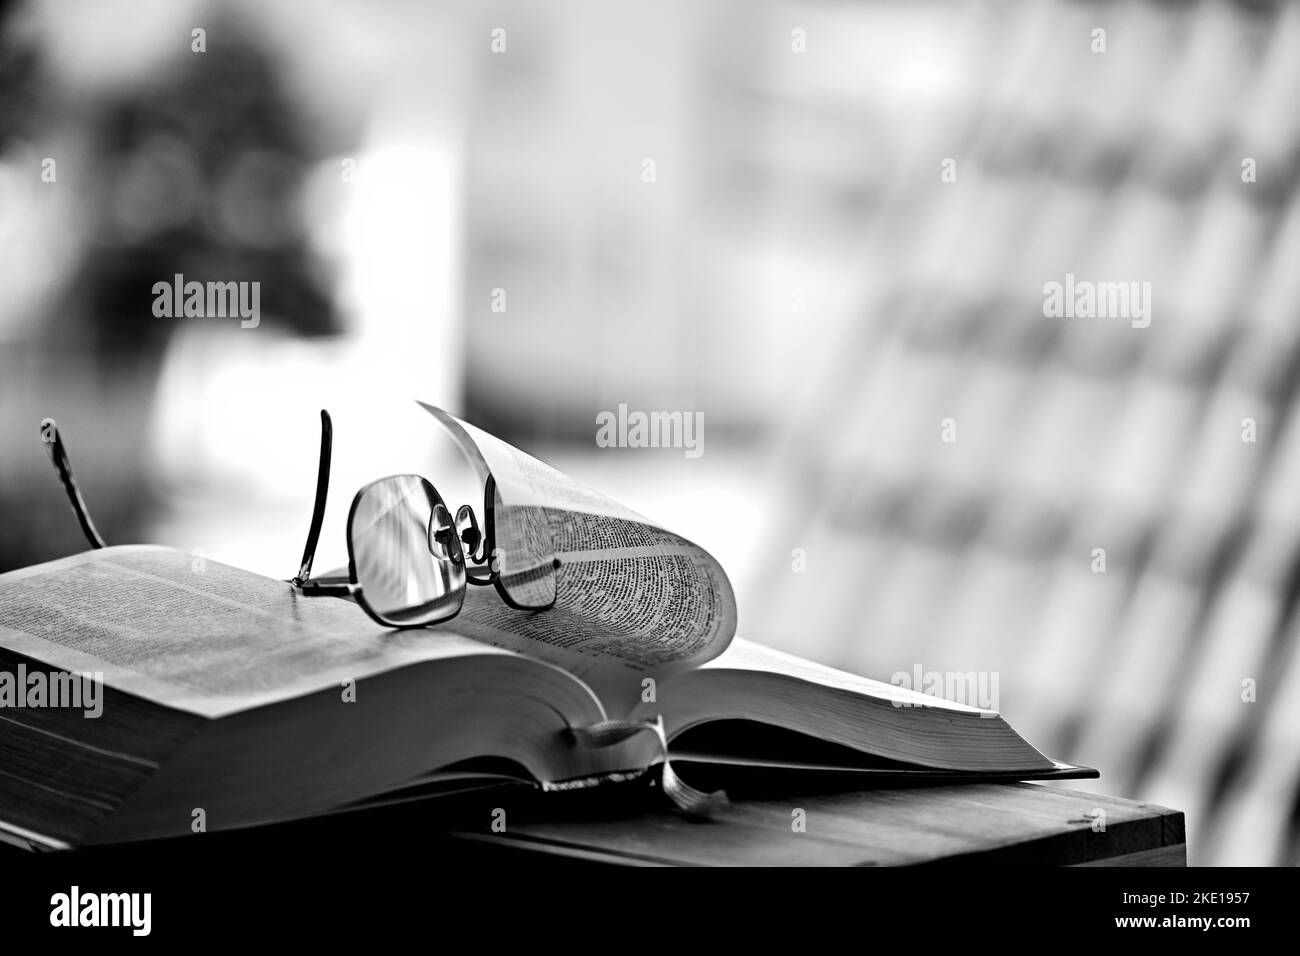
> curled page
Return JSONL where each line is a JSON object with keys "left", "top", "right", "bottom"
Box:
{"left": 419, "top": 402, "right": 737, "bottom": 705}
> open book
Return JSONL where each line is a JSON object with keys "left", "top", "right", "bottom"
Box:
{"left": 0, "top": 404, "right": 1091, "bottom": 850}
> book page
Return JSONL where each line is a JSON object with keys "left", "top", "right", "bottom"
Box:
{"left": 635, "top": 638, "right": 1058, "bottom": 773}
{"left": 420, "top": 403, "right": 738, "bottom": 697}
{"left": 0, "top": 546, "right": 517, "bottom": 718}
{"left": 698, "top": 637, "right": 995, "bottom": 715}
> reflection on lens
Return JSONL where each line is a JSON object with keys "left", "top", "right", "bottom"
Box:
{"left": 350, "top": 475, "right": 466, "bottom": 626}
{"left": 488, "top": 478, "right": 558, "bottom": 609}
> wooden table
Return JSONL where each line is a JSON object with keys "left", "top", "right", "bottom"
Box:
{"left": 1, "top": 780, "right": 1184, "bottom": 869}
{"left": 455, "top": 782, "right": 1186, "bottom": 866}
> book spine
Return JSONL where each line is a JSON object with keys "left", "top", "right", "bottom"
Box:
{"left": 567, "top": 716, "right": 728, "bottom": 819}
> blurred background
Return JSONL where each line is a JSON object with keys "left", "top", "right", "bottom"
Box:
{"left": 2, "top": 0, "right": 1299, "bottom": 865}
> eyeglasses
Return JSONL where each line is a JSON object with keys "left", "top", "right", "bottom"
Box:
{"left": 290, "top": 409, "right": 560, "bottom": 626}
{"left": 39, "top": 410, "right": 561, "bottom": 628}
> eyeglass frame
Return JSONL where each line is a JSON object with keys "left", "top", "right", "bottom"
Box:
{"left": 291, "top": 409, "right": 559, "bottom": 625}
{"left": 38, "top": 410, "right": 560, "bottom": 629}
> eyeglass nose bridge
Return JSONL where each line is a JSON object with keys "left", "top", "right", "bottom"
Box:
{"left": 454, "top": 504, "right": 484, "bottom": 563}
{"left": 427, "top": 502, "right": 463, "bottom": 564}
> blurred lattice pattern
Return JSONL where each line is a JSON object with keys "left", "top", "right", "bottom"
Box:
{"left": 744, "top": 0, "right": 1300, "bottom": 866}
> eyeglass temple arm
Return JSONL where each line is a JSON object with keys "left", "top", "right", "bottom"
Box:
{"left": 40, "top": 418, "right": 106, "bottom": 550}
{"left": 292, "top": 409, "right": 333, "bottom": 587}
